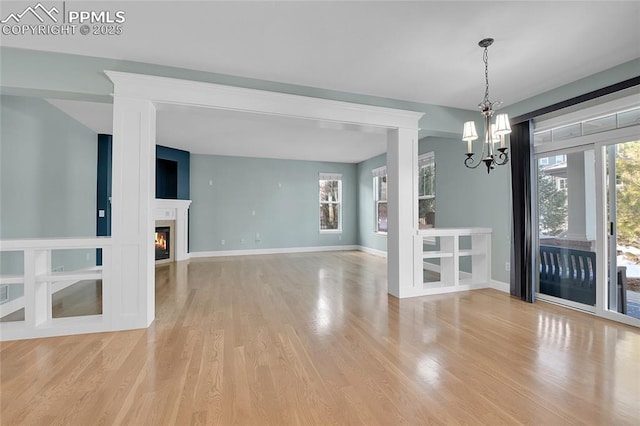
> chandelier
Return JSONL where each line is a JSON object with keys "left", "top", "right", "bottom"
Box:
{"left": 462, "top": 38, "right": 511, "bottom": 173}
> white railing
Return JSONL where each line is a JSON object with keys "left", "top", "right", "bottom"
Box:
{"left": 0, "top": 237, "right": 112, "bottom": 341}
{"left": 411, "top": 227, "right": 492, "bottom": 297}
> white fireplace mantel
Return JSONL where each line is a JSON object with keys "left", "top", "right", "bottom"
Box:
{"left": 154, "top": 199, "right": 191, "bottom": 261}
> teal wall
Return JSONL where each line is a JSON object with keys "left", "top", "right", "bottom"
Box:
{"left": 189, "top": 154, "right": 357, "bottom": 252}
{"left": 356, "top": 136, "right": 512, "bottom": 283}
{"left": 0, "top": 95, "right": 97, "bottom": 303}
{"left": 506, "top": 58, "right": 640, "bottom": 118}
{"left": 356, "top": 153, "right": 387, "bottom": 253}
{"left": 419, "top": 136, "right": 511, "bottom": 283}
{"left": 0, "top": 95, "right": 97, "bottom": 242}
{"left": 0, "top": 47, "right": 475, "bottom": 138}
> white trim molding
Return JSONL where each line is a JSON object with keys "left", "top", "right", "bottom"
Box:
{"left": 488, "top": 280, "right": 510, "bottom": 293}
{"left": 358, "top": 246, "right": 387, "bottom": 258}
{"left": 105, "top": 71, "right": 424, "bottom": 131}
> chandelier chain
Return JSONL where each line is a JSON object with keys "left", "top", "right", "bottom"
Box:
{"left": 483, "top": 46, "right": 490, "bottom": 105}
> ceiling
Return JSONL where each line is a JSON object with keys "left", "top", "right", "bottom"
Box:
{"left": 46, "top": 99, "right": 388, "bottom": 163}
{"left": 6, "top": 1, "right": 640, "bottom": 162}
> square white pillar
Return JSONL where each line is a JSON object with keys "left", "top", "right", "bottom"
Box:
{"left": 387, "top": 128, "right": 418, "bottom": 298}
{"left": 110, "top": 96, "right": 156, "bottom": 329}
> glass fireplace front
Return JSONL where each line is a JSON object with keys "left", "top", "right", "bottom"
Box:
{"left": 155, "top": 226, "right": 170, "bottom": 261}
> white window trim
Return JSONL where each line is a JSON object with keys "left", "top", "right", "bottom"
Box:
{"left": 534, "top": 95, "right": 639, "bottom": 133}
{"left": 533, "top": 94, "right": 640, "bottom": 149}
{"left": 319, "top": 173, "right": 342, "bottom": 233}
{"left": 418, "top": 151, "right": 435, "bottom": 167}
{"left": 371, "top": 165, "right": 386, "bottom": 178}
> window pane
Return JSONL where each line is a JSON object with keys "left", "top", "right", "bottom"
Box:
{"left": 376, "top": 201, "right": 388, "bottom": 232}
{"left": 377, "top": 176, "right": 387, "bottom": 201}
{"left": 419, "top": 164, "right": 435, "bottom": 197}
{"left": 534, "top": 130, "right": 552, "bottom": 145}
{"left": 319, "top": 180, "right": 339, "bottom": 202}
{"left": 617, "top": 108, "right": 640, "bottom": 128}
{"left": 418, "top": 198, "right": 435, "bottom": 229}
{"left": 538, "top": 156, "right": 568, "bottom": 237}
{"left": 320, "top": 204, "right": 340, "bottom": 230}
{"left": 377, "top": 201, "right": 387, "bottom": 233}
{"left": 583, "top": 114, "right": 616, "bottom": 135}
{"left": 537, "top": 150, "right": 596, "bottom": 306}
{"left": 552, "top": 123, "right": 581, "bottom": 141}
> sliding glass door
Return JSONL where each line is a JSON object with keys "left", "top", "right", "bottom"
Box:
{"left": 536, "top": 148, "right": 597, "bottom": 309}
{"left": 532, "top": 97, "right": 639, "bottom": 326}
{"left": 605, "top": 140, "right": 640, "bottom": 320}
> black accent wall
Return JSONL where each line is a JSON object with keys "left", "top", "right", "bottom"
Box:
{"left": 96, "top": 134, "right": 113, "bottom": 265}
{"left": 156, "top": 145, "right": 190, "bottom": 200}
{"left": 95, "top": 139, "right": 191, "bottom": 236}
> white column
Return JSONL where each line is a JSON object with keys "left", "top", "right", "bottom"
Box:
{"left": 23, "top": 249, "right": 51, "bottom": 327}
{"left": 566, "top": 152, "right": 587, "bottom": 241}
{"left": 110, "top": 96, "right": 156, "bottom": 329}
{"left": 387, "top": 128, "right": 418, "bottom": 298}
{"left": 175, "top": 203, "right": 190, "bottom": 261}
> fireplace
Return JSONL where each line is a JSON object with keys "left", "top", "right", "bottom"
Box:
{"left": 155, "top": 226, "right": 171, "bottom": 261}
{"left": 154, "top": 199, "right": 191, "bottom": 264}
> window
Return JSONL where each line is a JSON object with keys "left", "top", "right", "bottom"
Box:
{"left": 539, "top": 157, "right": 549, "bottom": 166}
{"left": 372, "top": 166, "right": 387, "bottom": 233}
{"left": 557, "top": 177, "right": 568, "bottom": 191}
{"left": 319, "top": 173, "right": 342, "bottom": 232}
{"left": 372, "top": 155, "right": 436, "bottom": 234}
{"left": 533, "top": 105, "right": 640, "bottom": 145}
{"left": 418, "top": 153, "right": 435, "bottom": 229}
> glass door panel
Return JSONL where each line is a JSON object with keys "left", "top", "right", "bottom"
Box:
{"left": 606, "top": 140, "right": 640, "bottom": 319}
{"left": 537, "top": 149, "right": 597, "bottom": 306}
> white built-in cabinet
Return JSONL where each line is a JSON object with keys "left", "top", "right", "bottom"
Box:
{"left": 411, "top": 228, "right": 492, "bottom": 296}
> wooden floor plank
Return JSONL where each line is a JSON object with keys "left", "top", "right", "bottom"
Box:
{"left": 2, "top": 251, "right": 639, "bottom": 425}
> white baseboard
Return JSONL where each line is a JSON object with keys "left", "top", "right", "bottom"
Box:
{"left": 488, "top": 280, "right": 510, "bottom": 293}
{"left": 400, "top": 282, "right": 486, "bottom": 298}
{"left": 189, "top": 245, "right": 359, "bottom": 258}
{"left": 357, "top": 246, "right": 387, "bottom": 258}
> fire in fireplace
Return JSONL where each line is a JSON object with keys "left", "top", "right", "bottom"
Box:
{"left": 155, "top": 226, "right": 171, "bottom": 261}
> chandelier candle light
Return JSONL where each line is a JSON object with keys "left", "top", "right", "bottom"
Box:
{"left": 462, "top": 38, "right": 511, "bottom": 173}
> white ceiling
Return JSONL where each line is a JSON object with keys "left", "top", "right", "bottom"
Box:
{"left": 9, "top": 1, "right": 640, "bottom": 162}
{"left": 46, "top": 99, "right": 389, "bottom": 163}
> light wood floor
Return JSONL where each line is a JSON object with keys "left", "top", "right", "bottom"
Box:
{"left": 1, "top": 251, "right": 639, "bottom": 425}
